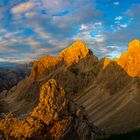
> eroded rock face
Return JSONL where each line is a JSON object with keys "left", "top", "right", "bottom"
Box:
{"left": 116, "top": 40, "right": 140, "bottom": 77}
{"left": 0, "top": 79, "right": 102, "bottom": 140}
{"left": 31, "top": 79, "right": 68, "bottom": 125}
{"left": 0, "top": 114, "right": 46, "bottom": 139}
{"left": 31, "top": 56, "right": 56, "bottom": 79}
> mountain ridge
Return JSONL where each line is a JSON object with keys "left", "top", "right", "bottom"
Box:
{"left": 31, "top": 40, "right": 92, "bottom": 80}
{"left": 0, "top": 39, "right": 140, "bottom": 139}
{"left": 31, "top": 39, "right": 140, "bottom": 80}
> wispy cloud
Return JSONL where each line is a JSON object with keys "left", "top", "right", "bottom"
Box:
{"left": 0, "top": 0, "right": 140, "bottom": 64}
{"left": 11, "top": 2, "right": 34, "bottom": 14}
{"left": 113, "top": 2, "right": 120, "bottom": 5}
{"left": 0, "top": 58, "right": 33, "bottom": 63}
{"left": 115, "top": 16, "right": 123, "bottom": 20}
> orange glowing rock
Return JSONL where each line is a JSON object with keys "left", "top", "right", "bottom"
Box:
{"left": 31, "top": 79, "right": 68, "bottom": 125}
{"left": 57, "top": 40, "right": 92, "bottom": 65}
{"left": 49, "top": 117, "right": 72, "bottom": 138}
{"left": 30, "top": 55, "right": 56, "bottom": 79}
{"left": 116, "top": 40, "right": 140, "bottom": 77}
{"left": 0, "top": 114, "right": 45, "bottom": 138}
{"left": 30, "top": 41, "right": 92, "bottom": 80}
{"left": 0, "top": 79, "right": 68, "bottom": 139}
{"left": 103, "top": 57, "right": 111, "bottom": 69}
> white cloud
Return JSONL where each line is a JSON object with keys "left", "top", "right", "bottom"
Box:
{"left": 11, "top": 2, "right": 34, "bottom": 14}
{"left": 34, "top": 25, "right": 69, "bottom": 48}
{"left": 113, "top": 2, "right": 120, "bottom": 5}
{"left": 115, "top": 16, "right": 123, "bottom": 20}
{"left": 26, "top": 38, "right": 41, "bottom": 49}
{"left": 80, "top": 24, "right": 88, "bottom": 30}
{"left": 108, "top": 50, "right": 121, "bottom": 58}
{"left": 95, "top": 37, "right": 105, "bottom": 43}
{"left": 0, "top": 58, "right": 33, "bottom": 63}
{"left": 45, "top": 0, "right": 69, "bottom": 13}
{"left": 34, "top": 26, "right": 52, "bottom": 40}
{"left": 94, "top": 22, "right": 102, "bottom": 26}
{"left": 74, "top": 22, "right": 105, "bottom": 43}
{"left": 120, "top": 24, "right": 128, "bottom": 28}
{"left": 25, "top": 12, "right": 36, "bottom": 18}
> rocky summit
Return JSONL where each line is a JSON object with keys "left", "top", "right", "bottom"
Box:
{"left": 31, "top": 41, "right": 92, "bottom": 80}
{"left": 116, "top": 40, "right": 140, "bottom": 77}
{"left": 0, "top": 40, "right": 140, "bottom": 139}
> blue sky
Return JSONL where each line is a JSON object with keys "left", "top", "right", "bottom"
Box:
{"left": 0, "top": 0, "right": 140, "bottom": 64}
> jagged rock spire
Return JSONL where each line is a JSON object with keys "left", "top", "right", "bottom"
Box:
{"left": 116, "top": 40, "right": 140, "bottom": 77}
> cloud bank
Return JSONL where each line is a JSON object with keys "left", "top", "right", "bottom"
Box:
{"left": 0, "top": 0, "right": 140, "bottom": 64}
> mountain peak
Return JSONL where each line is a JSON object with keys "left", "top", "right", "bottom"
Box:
{"left": 72, "top": 40, "right": 87, "bottom": 46}
{"left": 103, "top": 57, "right": 111, "bottom": 69}
{"left": 116, "top": 39, "right": 140, "bottom": 77}
{"left": 59, "top": 40, "right": 90, "bottom": 54}
{"left": 128, "top": 39, "right": 140, "bottom": 51}
{"left": 30, "top": 41, "right": 92, "bottom": 80}
{"left": 58, "top": 40, "right": 92, "bottom": 65}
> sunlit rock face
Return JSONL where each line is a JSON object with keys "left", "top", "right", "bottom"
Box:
{"left": 116, "top": 40, "right": 140, "bottom": 77}
{"left": 0, "top": 114, "right": 46, "bottom": 138}
{"left": 0, "top": 79, "right": 68, "bottom": 139}
{"left": 57, "top": 41, "right": 92, "bottom": 65}
{"left": 103, "top": 57, "right": 111, "bottom": 69}
{"left": 30, "top": 41, "right": 92, "bottom": 80}
{"left": 0, "top": 79, "right": 101, "bottom": 139}
{"left": 31, "top": 79, "right": 68, "bottom": 125}
{"left": 30, "top": 55, "right": 56, "bottom": 79}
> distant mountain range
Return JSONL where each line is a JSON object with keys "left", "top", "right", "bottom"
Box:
{"left": 0, "top": 40, "right": 140, "bottom": 139}
{"left": 0, "top": 63, "right": 32, "bottom": 92}
{"left": 0, "top": 62, "right": 20, "bottom": 68}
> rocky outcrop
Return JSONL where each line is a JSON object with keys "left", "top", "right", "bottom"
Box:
{"left": 31, "top": 79, "right": 68, "bottom": 125}
{"left": 116, "top": 40, "right": 140, "bottom": 77}
{"left": 0, "top": 79, "right": 102, "bottom": 140}
{"left": 31, "top": 56, "right": 56, "bottom": 80}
